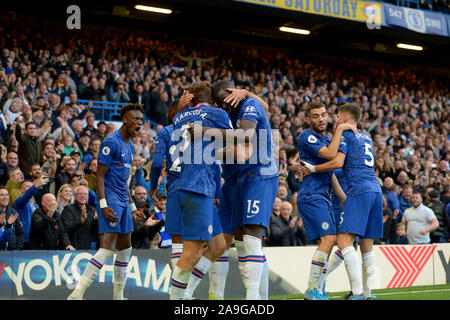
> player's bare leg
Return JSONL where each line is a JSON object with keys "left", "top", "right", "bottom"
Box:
{"left": 208, "top": 232, "right": 234, "bottom": 299}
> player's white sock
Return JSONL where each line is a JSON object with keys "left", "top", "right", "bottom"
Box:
{"left": 68, "top": 248, "right": 114, "bottom": 300}
{"left": 208, "top": 250, "right": 229, "bottom": 299}
{"left": 327, "top": 249, "right": 345, "bottom": 274}
{"left": 170, "top": 266, "right": 191, "bottom": 300}
{"left": 243, "top": 235, "right": 264, "bottom": 300}
{"left": 234, "top": 240, "right": 248, "bottom": 288}
{"left": 306, "top": 250, "right": 328, "bottom": 291}
{"left": 184, "top": 256, "right": 212, "bottom": 300}
{"left": 317, "top": 262, "right": 328, "bottom": 295}
{"left": 113, "top": 247, "right": 132, "bottom": 300}
{"left": 259, "top": 254, "right": 269, "bottom": 300}
{"left": 362, "top": 251, "right": 376, "bottom": 298}
{"left": 171, "top": 243, "right": 183, "bottom": 270}
{"left": 342, "top": 246, "right": 363, "bottom": 296}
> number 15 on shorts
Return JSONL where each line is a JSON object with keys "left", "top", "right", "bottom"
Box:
{"left": 247, "top": 200, "right": 260, "bottom": 218}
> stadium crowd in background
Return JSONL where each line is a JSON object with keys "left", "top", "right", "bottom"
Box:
{"left": 0, "top": 19, "right": 448, "bottom": 251}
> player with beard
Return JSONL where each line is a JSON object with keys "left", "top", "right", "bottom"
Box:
{"left": 67, "top": 103, "right": 144, "bottom": 300}
{"left": 296, "top": 101, "right": 355, "bottom": 300}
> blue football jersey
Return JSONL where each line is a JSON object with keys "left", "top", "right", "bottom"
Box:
{"left": 171, "top": 104, "right": 232, "bottom": 198}
{"left": 232, "top": 97, "right": 278, "bottom": 185}
{"left": 339, "top": 130, "right": 382, "bottom": 197}
{"left": 97, "top": 130, "right": 134, "bottom": 203}
{"left": 151, "top": 124, "right": 180, "bottom": 195}
{"left": 297, "top": 129, "right": 336, "bottom": 202}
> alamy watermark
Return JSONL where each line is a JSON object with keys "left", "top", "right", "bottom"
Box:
{"left": 66, "top": 5, "right": 81, "bottom": 30}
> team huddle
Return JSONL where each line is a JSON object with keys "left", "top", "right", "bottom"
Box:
{"left": 67, "top": 80, "right": 383, "bottom": 300}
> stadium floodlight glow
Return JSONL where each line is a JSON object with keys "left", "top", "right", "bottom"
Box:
{"left": 279, "top": 26, "right": 310, "bottom": 35}
{"left": 134, "top": 5, "right": 172, "bottom": 14}
{"left": 396, "top": 43, "right": 423, "bottom": 51}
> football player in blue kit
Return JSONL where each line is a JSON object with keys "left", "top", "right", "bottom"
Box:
{"left": 168, "top": 81, "right": 233, "bottom": 300}
{"left": 296, "top": 101, "right": 355, "bottom": 300}
{"left": 204, "top": 80, "right": 279, "bottom": 300}
{"left": 67, "top": 103, "right": 144, "bottom": 300}
{"left": 149, "top": 95, "right": 226, "bottom": 300}
{"left": 300, "top": 103, "right": 382, "bottom": 300}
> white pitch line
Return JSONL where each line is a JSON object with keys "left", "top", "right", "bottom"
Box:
{"left": 329, "top": 288, "right": 450, "bottom": 299}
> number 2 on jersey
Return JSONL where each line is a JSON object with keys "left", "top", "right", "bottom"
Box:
{"left": 169, "top": 124, "right": 191, "bottom": 172}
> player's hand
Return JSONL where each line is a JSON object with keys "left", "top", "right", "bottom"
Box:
{"left": 179, "top": 90, "right": 193, "bottom": 110}
{"left": 299, "top": 159, "right": 315, "bottom": 174}
{"left": 224, "top": 88, "right": 247, "bottom": 108}
{"left": 338, "top": 123, "right": 358, "bottom": 136}
{"left": 149, "top": 189, "right": 158, "bottom": 203}
{"left": 102, "top": 207, "right": 119, "bottom": 223}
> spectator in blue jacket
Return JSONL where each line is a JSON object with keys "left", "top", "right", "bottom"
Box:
{"left": 0, "top": 187, "right": 23, "bottom": 250}
{"left": 13, "top": 175, "right": 50, "bottom": 248}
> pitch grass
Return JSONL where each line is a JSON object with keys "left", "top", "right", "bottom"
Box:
{"left": 268, "top": 284, "right": 450, "bottom": 300}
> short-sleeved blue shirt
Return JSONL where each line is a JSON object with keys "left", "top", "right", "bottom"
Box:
{"left": 97, "top": 130, "right": 134, "bottom": 203}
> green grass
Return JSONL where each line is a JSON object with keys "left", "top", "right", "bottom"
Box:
{"left": 269, "top": 284, "right": 450, "bottom": 300}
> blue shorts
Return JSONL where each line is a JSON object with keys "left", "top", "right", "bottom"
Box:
{"left": 232, "top": 177, "right": 279, "bottom": 229}
{"left": 212, "top": 204, "right": 223, "bottom": 237}
{"left": 334, "top": 206, "right": 359, "bottom": 242}
{"left": 97, "top": 200, "right": 133, "bottom": 235}
{"left": 339, "top": 192, "right": 383, "bottom": 239}
{"left": 298, "top": 198, "right": 335, "bottom": 242}
{"left": 166, "top": 191, "right": 182, "bottom": 236}
{"left": 177, "top": 190, "right": 214, "bottom": 241}
{"left": 217, "top": 182, "right": 235, "bottom": 235}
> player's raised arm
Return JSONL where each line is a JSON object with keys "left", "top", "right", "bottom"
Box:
{"left": 317, "top": 123, "right": 357, "bottom": 160}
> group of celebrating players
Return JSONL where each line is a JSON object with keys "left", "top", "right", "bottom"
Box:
{"left": 67, "top": 78, "right": 383, "bottom": 301}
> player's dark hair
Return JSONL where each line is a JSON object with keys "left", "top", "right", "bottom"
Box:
{"left": 188, "top": 81, "right": 214, "bottom": 106}
{"left": 338, "top": 103, "right": 362, "bottom": 123}
{"left": 119, "top": 103, "right": 144, "bottom": 119}
{"left": 305, "top": 101, "right": 325, "bottom": 117}
{"left": 212, "top": 80, "right": 234, "bottom": 106}
{"left": 168, "top": 99, "right": 179, "bottom": 124}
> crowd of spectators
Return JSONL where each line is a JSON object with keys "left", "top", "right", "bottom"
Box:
{"left": 0, "top": 19, "right": 448, "bottom": 251}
